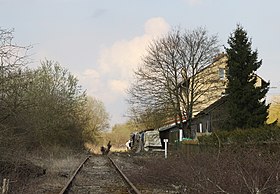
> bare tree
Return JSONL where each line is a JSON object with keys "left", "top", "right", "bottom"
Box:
{"left": 0, "top": 28, "right": 32, "bottom": 122}
{"left": 128, "top": 27, "right": 220, "bottom": 137}
{"left": 179, "top": 28, "right": 220, "bottom": 137}
{"left": 128, "top": 29, "right": 183, "bottom": 129}
{"left": 0, "top": 28, "right": 32, "bottom": 156}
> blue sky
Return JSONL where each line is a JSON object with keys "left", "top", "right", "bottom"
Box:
{"left": 1, "top": 0, "right": 279, "bottom": 127}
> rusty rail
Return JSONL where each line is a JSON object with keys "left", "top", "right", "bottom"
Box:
{"left": 58, "top": 156, "right": 90, "bottom": 194}
{"left": 108, "top": 155, "right": 141, "bottom": 194}
{"left": 58, "top": 154, "right": 141, "bottom": 194}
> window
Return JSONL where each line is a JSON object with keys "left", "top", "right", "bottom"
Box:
{"left": 219, "top": 68, "right": 225, "bottom": 80}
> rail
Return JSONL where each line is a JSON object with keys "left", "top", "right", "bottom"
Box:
{"left": 58, "top": 156, "right": 90, "bottom": 194}
{"left": 58, "top": 154, "right": 141, "bottom": 194}
{"left": 108, "top": 155, "right": 141, "bottom": 194}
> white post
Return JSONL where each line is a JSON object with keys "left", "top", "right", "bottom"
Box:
{"left": 164, "top": 139, "right": 168, "bottom": 159}
{"left": 179, "top": 129, "right": 183, "bottom": 141}
{"left": 2, "top": 178, "right": 6, "bottom": 194}
{"left": 2, "top": 178, "right": 9, "bottom": 194}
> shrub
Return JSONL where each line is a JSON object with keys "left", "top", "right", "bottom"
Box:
{"left": 197, "top": 125, "right": 280, "bottom": 147}
{"left": 182, "top": 139, "right": 199, "bottom": 145}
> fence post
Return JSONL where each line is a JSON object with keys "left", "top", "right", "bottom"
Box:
{"left": 2, "top": 178, "right": 9, "bottom": 194}
{"left": 179, "top": 129, "right": 183, "bottom": 142}
{"left": 164, "top": 139, "right": 168, "bottom": 159}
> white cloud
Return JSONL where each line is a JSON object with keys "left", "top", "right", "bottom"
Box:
{"left": 97, "top": 17, "right": 170, "bottom": 81}
{"left": 77, "top": 17, "right": 170, "bottom": 125}
{"left": 85, "top": 17, "right": 170, "bottom": 99}
{"left": 145, "top": 17, "right": 170, "bottom": 36}
{"left": 76, "top": 72, "right": 101, "bottom": 94}
{"left": 109, "top": 79, "right": 128, "bottom": 94}
{"left": 83, "top": 69, "right": 100, "bottom": 78}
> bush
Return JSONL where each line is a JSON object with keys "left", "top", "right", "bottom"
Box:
{"left": 182, "top": 139, "right": 199, "bottom": 145}
{"left": 198, "top": 125, "right": 280, "bottom": 147}
{"left": 124, "top": 148, "right": 280, "bottom": 193}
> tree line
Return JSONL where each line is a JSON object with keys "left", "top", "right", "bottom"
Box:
{"left": 0, "top": 28, "right": 109, "bottom": 154}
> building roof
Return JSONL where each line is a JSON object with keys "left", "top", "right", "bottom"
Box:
{"left": 194, "top": 96, "right": 227, "bottom": 118}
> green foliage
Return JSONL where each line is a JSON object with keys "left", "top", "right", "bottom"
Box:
{"left": 198, "top": 126, "right": 280, "bottom": 146}
{"left": 100, "top": 120, "right": 138, "bottom": 148}
{"left": 0, "top": 56, "right": 109, "bottom": 150}
{"left": 0, "top": 28, "right": 31, "bottom": 123}
{"left": 0, "top": 28, "right": 110, "bottom": 158}
{"left": 131, "top": 107, "right": 167, "bottom": 130}
{"left": 0, "top": 28, "right": 34, "bottom": 154}
{"left": 82, "top": 96, "right": 110, "bottom": 144}
{"left": 225, "top": 25, "right": 269, "bottom": 130}
{"left": 181, "top": 139, "right": 199, "bottom": 145}
{"left": 16, "top": 60, "right": 87, "bottom": 148}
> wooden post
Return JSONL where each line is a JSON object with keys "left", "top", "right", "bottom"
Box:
{"left": 2, "top": 178, "right": 9, "bottom": 194}
{"left": 164, "top": 139, "right": 168, "bottom": 159}
{"left": 179, "top": 129, "right": 183, "bottom": 141}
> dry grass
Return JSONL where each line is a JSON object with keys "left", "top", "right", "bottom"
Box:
{"left": 2, "top": 146, "right": 87, "bottom": 194}
{"left": 119, "top": 147, "right": 280, "bottom": 193}
{"left": 85, "top": 142, "right": 126, "bottom": 154}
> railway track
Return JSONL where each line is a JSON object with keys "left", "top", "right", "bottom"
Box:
{"left": 59, "top": 155, "right": 141, "bottom": 194}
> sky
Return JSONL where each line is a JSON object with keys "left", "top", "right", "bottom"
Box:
{"left": 0, "top": 0, "right": 279, "bottom": 128}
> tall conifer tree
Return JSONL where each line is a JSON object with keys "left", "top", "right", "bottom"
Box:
{"left": 225, "top": 25, "right": 269, "bottom": 130}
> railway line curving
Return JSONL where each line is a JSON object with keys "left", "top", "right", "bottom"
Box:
{"left": 59, "top": 154, "right": 141, "bottom": 194}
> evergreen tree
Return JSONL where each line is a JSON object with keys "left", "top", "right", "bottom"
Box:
{"left": 225, "top": 25, "right": 269, "bottom": 130}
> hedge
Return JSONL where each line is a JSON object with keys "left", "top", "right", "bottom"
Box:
{"left": 197, "top": 125, "right": 280, "bottom": 146}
